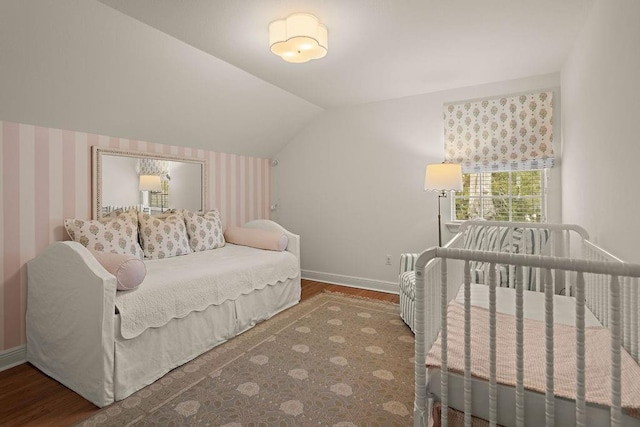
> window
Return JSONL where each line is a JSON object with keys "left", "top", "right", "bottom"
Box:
{"left": 149, "top": 180, "right": 170, "bottom": 211}
{"left": 453, "top": 169, "right": 547, "bottom": 222}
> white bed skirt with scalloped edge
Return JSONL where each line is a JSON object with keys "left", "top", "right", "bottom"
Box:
{"left": 113, "top": 276, "right": 301, "bottom": 401}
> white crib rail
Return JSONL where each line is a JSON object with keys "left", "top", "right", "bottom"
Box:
{"left": 414, "top": 248, "right": 640, "bottom": 427}
{"left": 582, "top": 241, "right": 639, "bottom": 363}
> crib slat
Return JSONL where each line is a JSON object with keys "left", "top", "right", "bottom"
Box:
{"left": 604, "top": 273, "right": 609, "bottom": 327}
{"left": 488, "top": 264, "right": 498, "bottom": 427}
{"left": 515, "top": 265, "right": 524, "bottom": 427}
{"left": 413, "top": 264, "right": 427, "bottom": 427}
{"left": 464, "top": 260, "right": 472, "bottom": 427}
{"left": 544, "top": 268, "right": 554, "bottom": 427}
{"left": 624, "top": 277, "right": 631, "bottom": 353}
{"left": 564, "top": 230, "right": 571, "bottom": 295}
{"left": 575, "top": 272, "right": 586, "bottom": 427}
{"left": 633, "top": 277, "right": 639, "bottom": 361}
{"left": 442, "top": 259, "right": 449, "bottom": 427}
{"left": 610, "top": 275, "right": 622, "bottom": 427}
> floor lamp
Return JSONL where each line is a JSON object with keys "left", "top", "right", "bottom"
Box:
{"left": 424, "top": 163, "right": 463, "bottom": 246}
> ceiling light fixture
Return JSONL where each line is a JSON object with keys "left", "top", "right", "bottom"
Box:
{"left": 269, "top": 13, "right": 328, "bottom": 63}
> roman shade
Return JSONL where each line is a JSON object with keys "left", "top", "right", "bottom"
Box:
{"left": 139, "top": 158, "right": 170, "bottom": 177}
{"left": 444, "top": 91, "right": 554, "bottom": 173}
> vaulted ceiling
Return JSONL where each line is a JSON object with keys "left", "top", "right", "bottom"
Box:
{"left": 99, "top": 0, "right": 595, "bottom": 108}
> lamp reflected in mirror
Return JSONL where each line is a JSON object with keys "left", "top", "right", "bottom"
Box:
{"left": 139, "top": 175, "right": 163, "bottom": 212}
{"left": 139, "top": 175, "right": 162, "bottom": 192}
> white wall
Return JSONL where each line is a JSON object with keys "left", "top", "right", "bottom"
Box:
{"left": 0, "top": 0, "right": 322, "bottom": 158}
{"left": 561, "top": 0, "right": 640, "bottom": 262}
{"left": 273, "top": 74, "right": 562, "bottom": 291}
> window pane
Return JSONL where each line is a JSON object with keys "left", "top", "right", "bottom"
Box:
{"left": 455, "top": 197, "right": 471, "bottom": 220}
{"left": 490, "top": 197, "right": 510, "bottom": 221}
{"left": 491, "top": 172, "right": 509, "bottom": 196}
{"left": 511, "top": 170, "right": 541, "bottom": 197}
{"left": 454, "top": 170, "right": 545, "bottom": 222}
{"left": 512, "top": 197, "right": 542, "bottom": 222}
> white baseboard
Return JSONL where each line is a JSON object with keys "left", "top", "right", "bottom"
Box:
{"left": 302, "top": 270, "right": 398, "bottom": 295}
{"left": 0, "top": 345, "right": 27, "bottom": 372}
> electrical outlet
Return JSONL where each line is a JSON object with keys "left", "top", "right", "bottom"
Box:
{"left": 385, "top": 255, "right": 392, "bottom": 265}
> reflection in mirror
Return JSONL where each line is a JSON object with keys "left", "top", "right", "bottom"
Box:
{"left": 92, "top": 147, "right": 207, "bottom": 219}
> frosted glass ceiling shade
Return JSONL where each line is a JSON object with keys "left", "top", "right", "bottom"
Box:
{"left": 269, "top": 13, "right": 328, "bottom": 63}
{"left": 424, "top": 163, "right": 463, "bottom": 191}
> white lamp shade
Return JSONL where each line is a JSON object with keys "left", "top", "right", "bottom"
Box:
{"left": 269, "top": 13, "right": 328, "bottom": 63}
{"left": 139, "top": 175, "right": 162, "bottom": 192}
{"left": 424, "top": 163, "right": 463, "bottom": 191}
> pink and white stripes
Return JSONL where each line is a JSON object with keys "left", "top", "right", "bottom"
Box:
{"left": 0, "top": 120, "right": 272, "bottom": 352}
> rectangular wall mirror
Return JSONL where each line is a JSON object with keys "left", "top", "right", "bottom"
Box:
{"left": 92, "top": 147, "right": 207, "bottom": 219}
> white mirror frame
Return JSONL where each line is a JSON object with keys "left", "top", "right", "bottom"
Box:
{"left": 92, "top": 146, "right": 208, "bottom": 219}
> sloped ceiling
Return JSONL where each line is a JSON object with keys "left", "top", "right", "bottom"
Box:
{"left": 0, "top": 0, "right": 322, "bottom": 157}
{"left": 99, "top": 0, "right": 595, "bottom": 108}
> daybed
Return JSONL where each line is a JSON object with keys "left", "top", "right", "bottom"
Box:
{"left": 412, "top": 222, "right": 640, "bottom": 426}
{"left": 26, "top": 219, "right": 301, "bottom": 408}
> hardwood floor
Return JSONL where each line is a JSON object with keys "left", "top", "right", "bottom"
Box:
{"left": 0, "top": 280, "right": 399, "bottom": 427}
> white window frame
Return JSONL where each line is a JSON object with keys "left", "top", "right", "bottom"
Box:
{"left": 451, "top": 169, "right": 548, "bottom": 223}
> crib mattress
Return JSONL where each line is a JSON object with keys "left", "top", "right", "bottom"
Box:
{"left": 427, "top": 284, "right": 640, "bottom": 427}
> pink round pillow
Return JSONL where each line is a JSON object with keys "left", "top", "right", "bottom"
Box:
{"left": 90, "top": 250, "right": 147, "bottom": 291}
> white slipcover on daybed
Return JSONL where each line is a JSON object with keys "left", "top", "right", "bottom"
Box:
{"left": 26, "top": 220, "right": 301, "bottom": 408}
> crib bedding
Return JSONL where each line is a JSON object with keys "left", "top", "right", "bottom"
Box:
{"left": 115, "top": 243, "right": 299, "bottom": 339}
{"left": 453, "top": 283, "right": 602, "bottom": 327}
{"left": 426, "top": 284, "right": 640, "bottom": 424}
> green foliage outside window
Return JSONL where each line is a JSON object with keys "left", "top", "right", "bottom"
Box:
{"left": 149, "top": 180, "right": 170, "bottom": 210}
{"left": 454, "top": 170, "right": 544, "bottom": 222}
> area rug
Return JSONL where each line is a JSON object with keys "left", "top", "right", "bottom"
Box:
{"left": 78, "top": 292, "right": 415, "bottom": 426}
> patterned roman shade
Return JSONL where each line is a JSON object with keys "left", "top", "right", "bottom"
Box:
{"left": 444, "top": 91, "right": 554, "bottom": 173}
{"left": 139, "top": 158, "right": 170, "bottom": 178}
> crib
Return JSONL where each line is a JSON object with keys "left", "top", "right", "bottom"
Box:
{"left": 400, "top": 221, "right": 592, "bottom": 332}
{"left": 412, "top": 223, "right": 640, "bottom": 426}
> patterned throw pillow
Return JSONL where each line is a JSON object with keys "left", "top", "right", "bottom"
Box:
{"left": 64, "top": 210, "right": 144, "bottom": 259}
{"left": 138, "top": 212, "right": 191, "bottom": 259}
{"left": 182, "top": 209, "right": 226, "bottom": 252}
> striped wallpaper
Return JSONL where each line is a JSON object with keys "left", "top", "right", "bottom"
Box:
{"left": 0, "top": 120, "right": 272, "bottom": 352}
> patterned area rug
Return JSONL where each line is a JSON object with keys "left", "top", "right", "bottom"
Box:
{"left": 78, "top": 292, "right": 415, "bottom": 426}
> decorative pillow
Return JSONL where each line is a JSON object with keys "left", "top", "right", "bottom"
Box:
{"left": 183, "top": 209, "right": 225, "bottom": 252}
{"left": 224, "top": 226, "right": 288, "bottom": 252}
{"left": 138, "top": 212, "right": 191, "bottom": 259}
{"left": 64, "top": 210, "right": 144, "bottom": 259}
{"left": 90, "top": 250, "right": 146, "bottom": 291}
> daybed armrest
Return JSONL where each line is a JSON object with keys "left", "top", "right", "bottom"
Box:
{"left": 243, "top": 220, "right": 300, "bottom": 261}
{"left": 399, "top": 232, "right": 465, "bottom": 276}
{"left": 399, "top": 253, "right": 419, "bottom": 275}
{"left": 27, "top": 241, "right": 117, "bottom": 407}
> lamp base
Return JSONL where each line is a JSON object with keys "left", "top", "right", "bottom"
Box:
{"left": 437, "top": 191, "right": 447, "bottom": 247}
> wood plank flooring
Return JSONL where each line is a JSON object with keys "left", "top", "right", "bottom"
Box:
{"left": 0, "top": 280, "right": 399, "bottom": 427}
